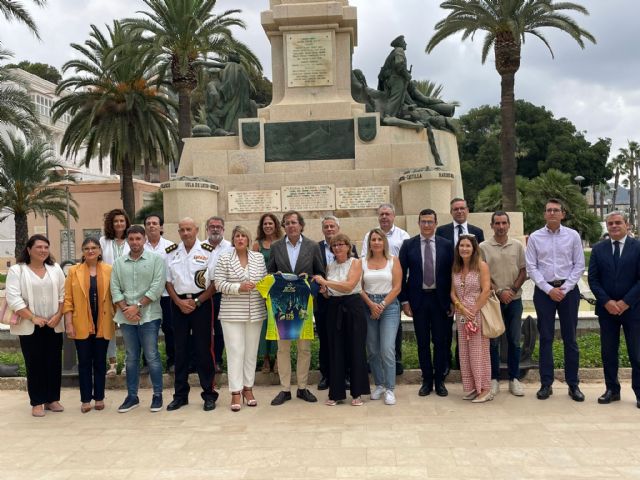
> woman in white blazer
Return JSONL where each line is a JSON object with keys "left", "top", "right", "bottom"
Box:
{"left": 5, "top": 235, "right": 66, "bottom": 417}
{"left": 214, "top": 225, "right": 267, "bottom": 411}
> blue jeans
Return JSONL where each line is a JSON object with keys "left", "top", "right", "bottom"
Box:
{"left": 365, "top": 294, "right": 400, "bottom": 390}
{"left": 490, "top": 299, "right": 523, "bottom": 380}
{"left": 120, "top": 320, "right": 163, "bottom": 396}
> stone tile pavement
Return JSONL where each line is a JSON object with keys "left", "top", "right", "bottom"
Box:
{"left": 1, "top": 382, "right": 640, "bottom": 479}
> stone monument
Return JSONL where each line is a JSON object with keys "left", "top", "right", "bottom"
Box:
{"left": 162, "top": 0, "right": 512, "bottom": 244}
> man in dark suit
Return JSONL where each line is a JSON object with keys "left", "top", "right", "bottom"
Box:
{"left": 588, "top": 211, "right": 640, "bottom": 408}
{"left": 267, "top": 210, "right": 325, "bottom": 406}
{"left": 435, "top": 197, "right": 484, "bottom": 373}
{"left": 399, "top": 208, "right": 453, "bottom": 396}
{"left": 316, "top": 215, "right": 357, "bottom": 390}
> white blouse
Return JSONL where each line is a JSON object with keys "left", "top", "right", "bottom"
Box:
{"left": 362, "top": 257, "right": 394, "bottom": 295}
{"left": 327, "top": 257, "right": 362, "bottom": 297}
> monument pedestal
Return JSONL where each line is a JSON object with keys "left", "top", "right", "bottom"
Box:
{"left": 161, "top": 179, "right": 220, "bottom": 232}
{"left": 399, "top": 168, "right": 455, "bottom": 215}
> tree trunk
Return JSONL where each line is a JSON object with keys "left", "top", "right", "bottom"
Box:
{"left": 629, "top": 164, "right": 635, "bottom": 230}
{"left": 177, "top": 86, "right": 192, "bottom": 168}
{"left": 500, "top": 71, "right": 517, "bottom": 211}
{"left": 612, "top": 170, "right": 619, "bottom": 210}
{"left": 599, "top": 186, "right": 605, "bottom": 220}
{"left": 121, "top": 157, "right": 136, "bottom": 220}
{"left": 14, "top": 212, "right": 28, "bottom": 259}
{"left": 144, "top": 156, "right": 151, "bottom": 182}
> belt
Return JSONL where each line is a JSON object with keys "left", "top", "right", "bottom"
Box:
{"left": 177, "top": 292, "right": 204, "bottom": 299}
{"left": 422, "top": 289, "right": 437, "bottom": 294}
{"left": 547, "top": 280, "right": 566, "bottom": 288}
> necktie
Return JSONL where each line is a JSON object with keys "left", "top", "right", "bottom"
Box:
{"left": 423, "top": 238, "right": 435, "bottom": 287}
{"left": 613, "top": 240, "right": 620, "bottom": 267}
{"left": 457, "top": 224, "right": 464, "bottom": 237}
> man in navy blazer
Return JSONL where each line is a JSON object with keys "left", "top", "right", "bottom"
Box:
{"left": 588, "top": 211, "right": 640, "bottom": 408}
{"left": 399, "top": 208, "right": 453, "bottom": 397}
{"left": 435, "top": 198, "right": 484, "bottom": 373}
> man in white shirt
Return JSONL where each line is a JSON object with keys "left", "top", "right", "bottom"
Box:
{"left": 361, "top": 203, "right": 410, "bottom": 375}
{"left": 143, "top": 213, "right": 176, "bottom": 372}
{"left": 204, "top": 216, "right": 233, "bottom": 373}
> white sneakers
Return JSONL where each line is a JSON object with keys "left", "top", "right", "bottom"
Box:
{"left": 491, "top": 379, "right": 500, "bottom": 396}
{"left": 384, "top": 390, "right": 396, "bottom": 405}
{"left": 509, "top": 378, "right": 525, "bottom": 396}
{"left": 370, "top": 385, "right": 385, "bottom": 400}
{"left": 370, "top": 386, "right": 396, "bottom": 405}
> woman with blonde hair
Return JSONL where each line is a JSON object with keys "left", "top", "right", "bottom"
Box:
{"left": 64, "top": 237, "right": 115, "bottom": 413}
{"left": 451, "top": 234, "right": 492, "bottom": 402}
{"left": 360, "top": 228, "right": 402, "bottom": 405}
{"left": 215, "top": 225, "right": 267, "bottom": 411}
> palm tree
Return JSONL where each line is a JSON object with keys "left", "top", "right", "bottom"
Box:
{"left": 51, "top": 21, "right": 179, "bottom": 219}
{"left": 609, "top": 153, "right": 626, "bottom": 211}
{"left": 0, "top": 0, "right": 46, "bottom": 39}
{"left": 618, "top": 141, "right": 640, "bottom": 229}
{"left": 123, "top": 0, "right": 261, "bottom": 160}
{"left": 0, "top": 47, "right": 41, "bottom": 135}
{"left": 426, "top": 0, "right": 595, "bottom": 211}
{"left": 0, "top": 133, "right": 78, "bottom": 257}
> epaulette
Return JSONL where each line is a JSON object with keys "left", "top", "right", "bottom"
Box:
{"left": 201, "top": 242, "right": 214, "bottom": 252}
{"left": 165, "top": 244, "right": 178, "bottom": 254}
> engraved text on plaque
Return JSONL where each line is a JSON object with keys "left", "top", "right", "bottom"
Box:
{"left": 286, "top": 32, "right": 333, "bottom": 87}
{"left": 281, "top": 185, "right": 335, "bottom": 211}
{"left": 336, "top": 186, "right": 390, "bottom": 210}
{"left": 228, "top": 190, "right": 281, "bottom": 214}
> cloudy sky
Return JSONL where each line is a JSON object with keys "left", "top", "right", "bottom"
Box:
{"left": 2, "top": 0, "right": 638, "bottom": 154}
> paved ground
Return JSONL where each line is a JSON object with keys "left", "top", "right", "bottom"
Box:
{"left": 2, "top": 382, "right": 640, "bottom": 480}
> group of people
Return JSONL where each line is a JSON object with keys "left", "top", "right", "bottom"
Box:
{"left": 5, "top": 197, "right": 640, "bottom": 417}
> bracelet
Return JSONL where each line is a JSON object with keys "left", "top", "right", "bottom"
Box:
{"left": 380, "top": 300, "right": 386, "bottom": 308}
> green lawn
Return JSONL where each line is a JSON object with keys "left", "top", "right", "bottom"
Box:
{"left": 0, "top": 332, "right": 627, "bottom": 377}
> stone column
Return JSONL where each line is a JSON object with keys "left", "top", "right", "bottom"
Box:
{"left": 399, "top": 168, "right": 455, "bottom": 215}
{"left": 161, "top": 179, "right": 220, "bottom": 243}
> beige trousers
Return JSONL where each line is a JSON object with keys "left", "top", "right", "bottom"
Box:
{"left": 276, "top": 339, "right": 311, "bottom": 390}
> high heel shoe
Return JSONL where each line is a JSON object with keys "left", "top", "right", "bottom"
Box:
{"left": 242, "top": 387, "right": 257, "bottom": 407}
{"left": 231, "top": 391, "right": 242, "bottom": 412}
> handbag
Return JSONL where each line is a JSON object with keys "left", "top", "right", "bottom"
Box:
{"left": 480, "top": 290, "right": 505, "bottom": 338}
{"left": 1, "top": 293, "right": 19, "bottom": 326}
{"left": 1, "top": 265, "right": 23, "bottom": 326}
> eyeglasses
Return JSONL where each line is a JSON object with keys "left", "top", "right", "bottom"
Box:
{"left": 419, "top": 220, "right": 436, "bottom": 226}
{"left": 545, "top": 208, "right": 562, "bottom": 213}
{"left": 332, "top": 242, "right": 348, "bottom": 248}
{"left": 208, "top": 225, "right": 223, "bottom": 230}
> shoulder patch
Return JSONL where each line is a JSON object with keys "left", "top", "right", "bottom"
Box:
{"left": 201, "top": 242, "right": 214, "bottom": 252}
{"left": 165, "top": 244, "right": 178, "bottom": 254}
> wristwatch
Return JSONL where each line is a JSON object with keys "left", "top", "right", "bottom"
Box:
{"left": 194, "top": 297, "right": 201, "bottom": 308}
{"left": 136, "top": 302, "right": 143, "bottom": 310}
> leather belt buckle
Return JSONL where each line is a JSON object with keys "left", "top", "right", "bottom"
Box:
{"left": 548, "top": 280, "right": 565, "bottom": 288}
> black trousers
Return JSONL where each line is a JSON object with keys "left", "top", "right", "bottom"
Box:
{"left": 326, "top": 295, "right": 370, "bottom": 401}
{"left": 534, "top": 286, "right": 580, "bottom": 387}
{"left": 172, "top": 299, "right": 218, "bottom": 402}
{"left": 75, "top": 335, "right": 109, "bottom": 403}
{"left": 160, "top": 296, "right": 175, "bottom": 367}
{"left": 412, "top": 292, "right": 449, "bottom": 387}
{"left": 19, "top": 327, "right": 63, "bottom": 406}
{"left": 599, "top": 311, "right": 640, "bottom": 399}
{"left": 212, "top": 293, "right": 224, "bottom": 367}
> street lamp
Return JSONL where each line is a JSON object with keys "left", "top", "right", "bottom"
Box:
{"left": 574, "top": 175, "right": 585, "bottom": 188}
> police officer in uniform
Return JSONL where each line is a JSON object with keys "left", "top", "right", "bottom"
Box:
{"left": 165, "top": 217, "right": 219, "bottom": 411}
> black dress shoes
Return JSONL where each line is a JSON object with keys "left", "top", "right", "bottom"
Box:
{"left": 418, "top": 383, "right": 432, "bottom": 397}
{"left": 317, "top": 377, "right": 329, "bottom": 390}
{"left": 296, "top": 388, "right": 318, "bottom": 403}
{"left": 536, "top": 385, "right": 553, "bottom": 400}
{"left": 435, "top": 383, "right": 448, "bottom": 397}
{"left": 271, "top": 390, "right": 292, "bottom": 406}
{"left": 597, "top": 390, "right": 620, "bottom": 404}
{"left": 166, "top": 398, "right": 188, "bottom": 411}
{"left": 568, "top": 385, "right": 585, "bottom": 402}
{"left": 203, "top": 398, "right": 216, "bottom": 411}
{"left": 637, "top": 400, "right": 640, "bottom": 409}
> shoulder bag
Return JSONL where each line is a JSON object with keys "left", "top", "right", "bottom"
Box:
{"left": 480, "top": 290, "right": 505, "bottom": 338}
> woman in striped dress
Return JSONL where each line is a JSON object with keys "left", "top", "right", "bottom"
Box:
{"left": 451, "top": 234, "right": 492, "bottom": 403}
{"left": 214, "top": 225, "right": 267, "bottom": 411}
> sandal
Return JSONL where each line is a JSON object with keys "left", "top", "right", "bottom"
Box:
{"left": 325, "top": 399, "right": 338, "bottom": 406}
{"left": 231, "top": 391, "right": 242, "bottom": 412}
{"left": 351, "top": 397, "right": 364, "bottom": 407}
{"left": 242, "top": 387, "right": 257, "bottom": 407}
{"left": 106, "top": 362, "right": 117, "bottom": 377}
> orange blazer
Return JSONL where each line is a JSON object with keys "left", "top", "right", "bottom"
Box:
{"left": 63, "top": 262, "right": 115, "bottom": 340}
